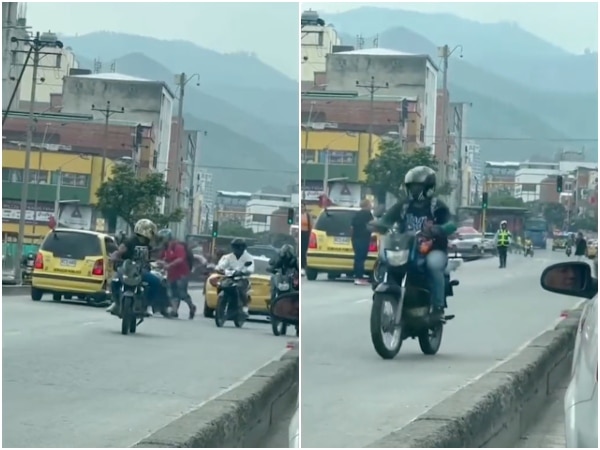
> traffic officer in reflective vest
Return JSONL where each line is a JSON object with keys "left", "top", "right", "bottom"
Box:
{"left": 494, "top": 220, "right": 512, "bottom": 268}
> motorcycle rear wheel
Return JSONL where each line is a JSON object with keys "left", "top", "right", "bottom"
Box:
{"left": 233, "top": 300, "right": 246, "bottom": 328}
{"left": 370, "top": 294, "right": 403, "bottom": 359}
{"left": 272, "top": 319, "right": 287, "bottom": 336}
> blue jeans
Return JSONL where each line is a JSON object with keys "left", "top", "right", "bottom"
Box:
{"left": 352, "top": 237, "right": 370, "bottom": 279}
{"left": 111, "top": 271, "right": 162, "bottom": 304}
{"left": 425, "top": 250, "right": 447, "bottom": 309}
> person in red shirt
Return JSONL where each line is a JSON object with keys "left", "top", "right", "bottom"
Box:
{"left": 157, "top": 229, "right": 197, "bottom": 319}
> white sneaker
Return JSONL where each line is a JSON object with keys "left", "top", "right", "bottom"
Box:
{"left": 301, "top": 269, "right": 306, "bottom": 277}
{"left": 243, "top": 306, "right": 249, "bottom": 314}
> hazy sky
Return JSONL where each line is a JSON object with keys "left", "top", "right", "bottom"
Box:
{"left": 25, "top": 2, "right": 300, "bottom": 79}
{"left": 305, "top": 2, "right": 598, "bottom": 53}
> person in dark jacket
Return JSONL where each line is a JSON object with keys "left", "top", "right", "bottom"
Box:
{"left": 574, "top": 232, "right": 587, "bottom": 261}
{"left": 268, "top": 244, "right": 299, "bottom": 302}
{"left": 351, "top": 198, "right": 374, "bottom": 285}
{"left": 371, "top": 166, "right": 456, "bottom": 321}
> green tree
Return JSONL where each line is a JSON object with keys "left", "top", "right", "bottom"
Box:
{"left": 489, "top": 191, "right": 525, "bottom": 207}
{"left": 96, "top": 164, "right": 184, "bottom": 230}
{"left": 219, "top": 223, "right": 254, "bottom": 238}
{"left": 363, "top": 142, "right": 444, "bottom": 201}
{"left": 572, "top": 216, "right": 598, "bottom": 232}
{"left": 542, "top": 202, "right": 566, "bottom": 228}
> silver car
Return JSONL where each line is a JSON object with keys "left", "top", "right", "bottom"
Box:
{"left": 540, "top": 261, "right": 598, "bottom": 448}
{"left": 449, "top": 233, "right": 485, "bottom": 256}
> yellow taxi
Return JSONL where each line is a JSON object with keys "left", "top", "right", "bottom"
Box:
{"left": 203, "top": 256, "right": 272, "bottom": 319}
{"left": 586, "top": 240, "right": 598, "bottom": 259}
{"left": 31, "top": 228, "right": 118, "bottom": 304}
{"left": 306, "top": 206, "right": 378, "bottom": 281}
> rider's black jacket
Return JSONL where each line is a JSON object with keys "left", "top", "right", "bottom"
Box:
{"left": 379, "top": 197, "right": 452, "bottom": 251}
{"left": 575, "top": 237, "right": 587, "bottom": 256}
{"left": 268, "top": 254, "right": 299, "bottom": 275}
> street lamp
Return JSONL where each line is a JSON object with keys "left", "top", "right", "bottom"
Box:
{"left": 54, "top": 154, "right": 89, "bottom": 221}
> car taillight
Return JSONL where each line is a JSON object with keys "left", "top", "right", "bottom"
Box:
{"left": 369, "top": 236, "right": 378, "bottom": 253}
{"left": 91, "top": 259, "right": 104, "bottom": 276}
{"left": 308, "top": 232, "right": 317, "bottom": 249}
{"left": 34, "top": 253, "right": 44, "bottom": 269}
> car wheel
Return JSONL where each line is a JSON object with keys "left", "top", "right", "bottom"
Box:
{"left": 31, "top": 287, "right": 43, "bottom": 301}
{"left": 52, "top": 294, "right": 62, "bottom": 302}
{"left": 327, "top": 272, "right": 337, "bottom": 280}
{"left": 306, "top": 269, "right": 318, "bottom": 281}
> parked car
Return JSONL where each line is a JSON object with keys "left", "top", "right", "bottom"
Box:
{"left": 247, "top": 245, "right": 279, "bottom": 261}
{"left": 482, "top": 232, "right": 497, "bottom": 254}
{"left": 586, "top": 240, "right": 598, "bottom": 259}
{"left": 540, "top": 261, "right": 597, "bottom": 448}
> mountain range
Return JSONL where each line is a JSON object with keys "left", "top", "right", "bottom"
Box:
{"left": 323, "top": 6, "right": 598, "bottom": 162}
{"left": 62, "top": 31, "right": 299, "bottom": 192}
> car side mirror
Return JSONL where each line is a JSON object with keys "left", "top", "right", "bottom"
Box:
{"left": 244, "top": 261, "right": 252, "bottom": 267}
{"left": 540, "top": 262, "right": 597, "bottom": 299}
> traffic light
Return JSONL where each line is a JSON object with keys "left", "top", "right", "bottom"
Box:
{"left": 481, "top": 192, "right": 488, "bottom": 210}
{"left": 211, "top": 220, "right": 219, "bottom": 238}
{"left": 556, "top": 175, "right": 563, "bottom": 193}
{"left": 287, "top": 207, "right": 294, "bottom": 225}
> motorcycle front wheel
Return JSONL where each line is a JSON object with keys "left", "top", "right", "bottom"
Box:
{"left": 370, "top": 293, "right": 403, "bottom": 359}
{"left": 215, "top": 293, "right": 227, "bottom": 328}
{"left": 233, "top": 298, "right": 247, "bottom": 328}
{"left": 121, "top": 296, "right": 133, "bottom": 335}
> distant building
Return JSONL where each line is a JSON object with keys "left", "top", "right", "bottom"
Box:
{"left": 2, "top": 2, "right": 28, "bottom": 110}
{"left": 216, "top": 190, "right": 252, "bottom": 226}
{"left": 300, "top": 9, "right": 340, "bottom": 82}
{"left": 483, "top": 161, "right": 520, "bottom": 194}
{"left": 61, "top": 73, "right": 175, "bottom": 210}
{"left": 244, "top": 192, "right": 298, "bottom": 233}
{"left": 325, "top": 48, "right": 438, "bottom": 152}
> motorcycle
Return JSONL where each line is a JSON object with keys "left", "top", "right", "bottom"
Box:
{"left": 369, "top": 227, "right": 460, "bottom": 359}
{"left": 524, "top": 244, "right": 534, "bottom": 257}
{"left": 214, "top": 261, "right": 252, "bottom": 328}
{"left": 116, "top": 260, "right": 150, "bottom": 335}
{"left": 270, "top": 290, "right": 299, "bottom": 338}
{"left": 148, "top": 262, "right": 174, "bottom": 317}
{"left": 565, "top": 246, "right": 572, "bottom": 257}
{"left": 268, "top": 267, "right": 299, "bottom": 337}
{"left": 21, "top": 262, "right": 33, "bottom": 285}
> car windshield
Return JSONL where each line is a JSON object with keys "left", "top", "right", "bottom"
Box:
{"left": 314, "top": 209, "right": 357, "bottom": 237}
{"left": 41, "top": 231, "right": 102, "bottom": 260}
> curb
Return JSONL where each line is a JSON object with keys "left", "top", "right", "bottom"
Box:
{"left": 366, "top": 306, "right": 583, "bottom": 448}
{"left": 133, "top": 349, "right": 299, "bottom": 448}
{"left": 2, "top": 283, "right": 205, "bottom": 297}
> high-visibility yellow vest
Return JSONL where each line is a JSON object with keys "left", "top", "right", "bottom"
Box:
{"left": 498, "top": 230, "right": 510, "bottom": 247}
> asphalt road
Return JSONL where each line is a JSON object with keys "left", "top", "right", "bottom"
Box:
{"left": 2, "top": 293, "right": 286, "bottom": 448}
{"left": 301, "top": 250, "right": 580, "bottom": 448}
{"left": 517, "top": 385, "right": 567, "bottom": 448}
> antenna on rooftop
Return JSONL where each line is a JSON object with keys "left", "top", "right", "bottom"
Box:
{"left": 93, "top": 59, "right": 102, "bottom": 74}
{"left": 110, "top": 60, "right": 116, "bottom": 73}
{"left": 373, "top": 35, "right": 379, "bottom": 48}
{"left": 356, "top": 34, "right": 364, "bottom": 50}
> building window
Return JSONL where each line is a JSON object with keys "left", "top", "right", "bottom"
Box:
{"left": 3, "top": 168, "right": 23, "bottom": 182}
{"left": 29, "top": 170, "right": 49, "bottom": 184}
{"left": 251, "top": 214, "right": 268, "bottom": 223}
{"left": 303, "top": 150, "right": 317, "bottom": 163}
{"left": 521, "top": 183, "right": 537, "bottom": 192}
{"left": 320, "top": 151, "right": 356, "bottom": 165}
{"left": 51, "top": 172, "right": 89, "bottom": 187}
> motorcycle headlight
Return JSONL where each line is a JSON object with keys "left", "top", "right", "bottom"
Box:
{"left": 384, "top": 249, "right": 409, "bottom": 266}
{"left": 277, "top": 282, "right": 290, "bottom": 291}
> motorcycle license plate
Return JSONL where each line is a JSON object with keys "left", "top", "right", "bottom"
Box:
{"left": 277, "top": 282, "right": 290, "bottom": 291}
{"left": 26, "top": 261, "right": 34, "bottom": 267}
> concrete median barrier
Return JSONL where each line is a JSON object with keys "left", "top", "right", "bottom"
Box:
{"left": 133, "top": 348, "right": 299, "bottom": 448}
{"left": 367, "top": 306, "right": 582, "bottom": 448}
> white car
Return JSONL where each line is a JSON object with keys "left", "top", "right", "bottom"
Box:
{"left": 540, "top": 261, "right": 598, "bottom": 448}
{"left": 449, "top": 233, "right": 485, "bottom": 256}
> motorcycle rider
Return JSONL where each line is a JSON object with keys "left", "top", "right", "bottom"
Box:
{"left": 574, "top": 232, "right": 587, "bottom": 261}
{"left": 157, "top": 228, "right": 197, "bottom": 319}
{"left": 215, "top": 238, "right": 255, "bottom": 316}
{"left": 107, "top": 218, "right": 162, "bottom": 316}
{"left": 371, "top": 166, "right": 455, "bottom": 322}
{"left": 268, "top": 244, "right": 299, "bottom": 302}
{"left": 494, "top": 220, "right": 512, "bottom": 268}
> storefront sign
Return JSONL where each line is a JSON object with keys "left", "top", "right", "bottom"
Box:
{"left": 2, "top": 201, "right": 54, "bottom": 224}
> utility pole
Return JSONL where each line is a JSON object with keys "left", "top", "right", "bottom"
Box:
{"left": 92, "top": 101, "right": 124, "bottom": 183}
{"left": 301, "top": 101, "right": 315, "bottom": 198}
{"left": 12, "top": 31, "right": 63, "bottom": 285}
{"left": 174, "top": 72, "right": 199, "bottom": 235}
{"left": 356, "top": 76, "right": 388, "bottom": 159}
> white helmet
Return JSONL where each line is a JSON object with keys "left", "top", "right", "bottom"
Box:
{"left": 134, "top": 218, "right": 157, "bottom": 240}
{"left": 500, "top": 220, "right": 508, "bottom": 227}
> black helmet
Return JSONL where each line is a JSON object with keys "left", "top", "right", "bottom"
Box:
{"left": 280, "top": 243, "right": 296, "bottom": 260}
{"left": 404, "top": 166, "right": 436, "bottom": 201}
{"left": 231, "top": 238, "right": 247, "bottom": 252}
